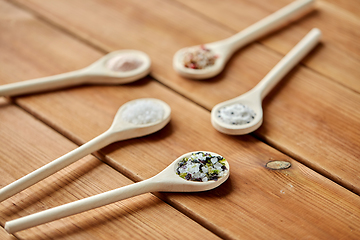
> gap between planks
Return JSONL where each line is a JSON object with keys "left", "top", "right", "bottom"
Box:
{"left": 7, "top": 0, "right": 358, "bottom": 96}
{"left": 3, "top": 0, "right": 359, "bottom": 198}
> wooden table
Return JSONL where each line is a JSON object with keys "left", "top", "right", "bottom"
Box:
{"left": 0, "top": 0, "right": 359, "bottom": 239}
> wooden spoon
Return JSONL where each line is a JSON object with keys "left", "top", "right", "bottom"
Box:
{"left": 173, "top": 0, "right": 314, "bottom": 79}
{"left": 211, "top": 28, "right": 321, "bottom": 135}
{"left": 0, "top": 98, "right": 170, "bottom": 202}
{"left": 0, "top": 50, "right": 151, "bottom": 96}
{"left": 4, "top": 151, "right": 229, "bottom": 233}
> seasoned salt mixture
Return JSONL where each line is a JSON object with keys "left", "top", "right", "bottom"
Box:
{"left": 121, "top": 100, "right": 164, "bottom": 125}
{"left": 106, "top": 54, "right": 143, "bottom": 72}
{"left": 183, "top": 45, "right": 217, "bottom": 69}
{"left": 217, "top": 103, "right": 256, "bottom": 125}
{"left": 176, "top": 152, "right": 227, "bottom": 182}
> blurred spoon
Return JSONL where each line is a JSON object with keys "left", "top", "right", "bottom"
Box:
{"left": 173, "top": 0, "right": 314, "bottom": 79}
{"left": 0, "top": 98, "right": 170, "bottom": 202}
{"left": 4, "top": 151, "right": 229, "bottom": 233}
{"left": 211, "top": 28, "right": 321, "bottom": 135}
{"left": 0, "top": 50, "right": 151, "bottom": 96}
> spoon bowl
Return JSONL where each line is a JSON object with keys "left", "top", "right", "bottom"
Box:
{"left": 211, "top": 28, "right": 321, "bottom": 135}
{"left": 173, "top": 0, "right": 314, "bottom": 79}
{"left": 157, "top": 151, "right": 230, "bottom": 192}
{"left": 0, "top": 98, "right": 170, "bottom": 202}
{"left": 5, "top": 151, "right": 229, "bottom": 233}
{"left": 109, "top": 98, "right": 171, "bottom": 141}
{"left": 85, "top": 49, "right": 151, "bottom": 84}
{"left": 173, "top": 42, "right": 229, "bottom": 79}
{"left": 0, "top": 49, "right": 151, "bottom": 96}
{"left": 211, "top": 89, "right": 263, "bottom": 135}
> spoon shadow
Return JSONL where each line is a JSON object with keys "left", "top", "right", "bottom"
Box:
{"left": 173, "top": 0, "right": 315, "bottom": 79}
{"left": 262, "top": 42, "right": 324, "bottom": 108}
{"left": 256, "top": 8, "right": 319, "bottom": 43}
{"left": 0, "top": 98, "right": 12, "bottom": 108}
{"left": 98, "top": 122, "right": 175, "bottom": 181}
{"left": 7, "top": 75, "right": 153, "bottom": 100}
{"left": 0, "top": 50, "right": 151, "bottom": 97}
{"left": 15, "top": 194, "right": 164, "bottom": 239}
{"left": 0, "top": 157, "right": 103, "bottom": 217}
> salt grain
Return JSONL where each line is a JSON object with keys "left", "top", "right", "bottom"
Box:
{"left": 121, "top": 99, "right": 164, "bottom": 125}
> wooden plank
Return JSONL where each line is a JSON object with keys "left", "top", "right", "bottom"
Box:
{"left": 1, "top": 1, "right": 360, "bottom": 239}
{"left": 11, "top": 0, "right": 360, "bottom": 92}
{"left": 0, "top": 226, "right": 16, "bottom": 240}
{"left": 0, "top": 99, "right": 220, "bottom": 239}
{"left": 320, "top": 0, "right": 360, "bottom": 17}
{"left": 175, "top": 0, "right": 360, "bottom": 92}
{"left": 9, "top": 79, "right": 360, "bottom": 239}
{"left": 8, "top": 0, "right": 360, "bottom": 194}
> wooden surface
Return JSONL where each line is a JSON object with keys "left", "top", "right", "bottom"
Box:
{"left": 0, "top": 0, "right": 359, "bottom": 239}
{"left": 0, "top": 99, "right": 220, "bottom": 239}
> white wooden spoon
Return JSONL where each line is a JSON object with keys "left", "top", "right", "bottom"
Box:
{"left": 4, "top": 151, "right": 229, "bottom": 233}
{"left": 211, "top": 28, "right": 321, "bottom": 135}
{"left": 173, "top": 0, "right": 314, "bottom": 79}
{"left": 0, "top": 98, "right": 170, "bottom": 202}
{"left": 0, "top": 50, "right": 151, "bottom": 96}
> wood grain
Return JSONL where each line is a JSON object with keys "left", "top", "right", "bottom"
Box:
{"left": 1, "top": 0, "right": 360, "bottom": 239}
{"left": 176, "top": 0, "right": 360, "bottom": 92}
{"left": 10, "top": 0, "right": 360, "bottom": 91}
{"left": 0, "top": 226, "right": 16, "bottom": 240}
{"left": 8, "top": 0, "right": 360, "bottom": 194}
{"left": 321, "top": 0, "right": 360, "bottom": 17}
{"left": 0, "top": 100, "right": 220, "bottom": 239}
{"left": 10, "top": 79, "right": 360, "bottom": 239}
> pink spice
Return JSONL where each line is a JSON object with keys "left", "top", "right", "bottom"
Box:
{"left": 106, "top": 54, "right": 143, "bottom": 72}
{"left": 183, "top": 45, "right": 217, "bottom": 69}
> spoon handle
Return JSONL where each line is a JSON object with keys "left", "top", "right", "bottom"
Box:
{"left": 0, "top": 69, "right": 89, "bottom": 97}
{"left": 5, "top": 178, "right": 159, "bottom": 233}
{"left": 254, "top": 28, "right": 321, "bottom": 99}
{"left": 0, "top": 130, "right": 115, "bottom": 203}
{"left": 223, "top": 0, "right": 314, "bottom": 51}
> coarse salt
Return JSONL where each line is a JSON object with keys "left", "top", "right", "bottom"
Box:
{"left": 217, "top": 103, "right": 256, "bottom": 125}
{"left": 121, "top": 99, "right": 164, "bottom": 125}
{"left": 176, "top": 152, "right": 227, "bottom": 182}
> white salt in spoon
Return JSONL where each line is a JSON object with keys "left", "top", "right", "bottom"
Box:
{"left": 4, "top": 151, "right": 229, "bottom": 233}
{"left": 211, "top": 28, "right": 321, "bottom": 135}
{"left": 0, "top": 98, "right": 170, "bottom": 202}
{"left": 173, "top": 0, "right": 314, "bottom": 79}
{"left": 0, "top": 50, "right": 151, "bottom": 97}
